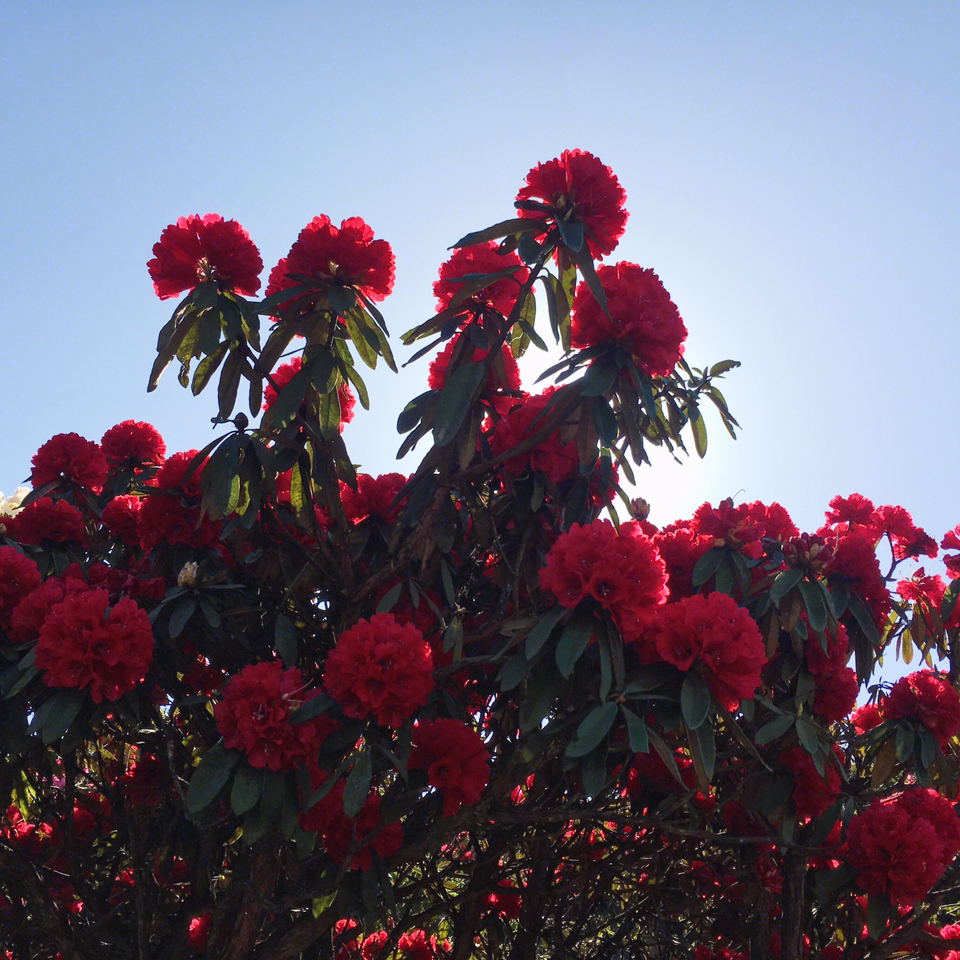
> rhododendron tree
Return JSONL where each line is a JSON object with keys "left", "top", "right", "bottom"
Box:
{"left": 5, "top": 151, "right": 960, "bottom": 960}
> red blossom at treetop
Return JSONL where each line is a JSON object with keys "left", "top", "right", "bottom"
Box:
{"left": 539, "top": 519, "right": 668, "bottom": 644}
{"left": 8, "top": 497, "right": 87, "bottom": 545}
{"left": 31, "top": 432, "right": 108, "bottom": 494}
{"left": 266, "top": 215, "right": 394, "bottom": 304}
{"left": 214, "top": 661, "right": 334, "bottom": 771}
{"left": 100, "top": 420, "right": 166, "bottom": 471}
{"left": 571, "top": 263, "right": 688, "bottom": 378}
{"left": 652, "top": 592, "right": 766, "bottom": 711}
{"left": 409, "top": 718, "right": 491, "bottom": 816}
{"left": 323, "top": 613, "right": 434, "bottom": 727}
{"left": 148, "top": 214, "right": 263, "bottom": 299}
{"left": 883, "top": 670, "right": 960, "bottom": 749}
{"left": 34, "top": 588, "right": 154, "bottom": 703}
{"left": 516, "top": 149, "right": 628, "bottom": 259}
{"left": 434, "top": 241, "right": 529, "bottom": 317}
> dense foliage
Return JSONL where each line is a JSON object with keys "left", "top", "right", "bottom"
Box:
{"left": 3, "top": 149, "right": 960, "bottom": 960}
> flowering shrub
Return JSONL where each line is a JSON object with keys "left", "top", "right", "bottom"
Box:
{"left": 4, "top": 151, "right": 960, "bottom": 960}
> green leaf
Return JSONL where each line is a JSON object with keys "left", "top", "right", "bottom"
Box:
{"left": 517, "top": 233, "right": 541, "bottom": 264}
{"left": 231, "top": 765, "right": 265, "bottom": 816}
{"left": 519, "top": 664, "right": 564, "bottom": 734}
{"left": 707, "top": 359, "right": 741, "bottom": 377}
{"left": 185, "top": 741, "right": 240, "bottom": 818}
{"left": 621, "top": 706, "right": 649, "bottom": 754}
{"left": 327, "top": 287, "right": 357, "bottom": 316}
{"left": 846, "top": 592, "right": 881, "bottom": 647}
{"left": 557, "top": 218, "right": 584, "bottom": 252}
{"left": 192, "top": 340, "right": 229, "bottom": 396}
{"left": 566, "top": 702, "right": 617, "bottom": 758}
{"left": 944, "top": 578, "right": 960, "bottom": 621}
{"left": 569, "top": 244, "right": 610, "bottom": 318}
{"left": 344, "top": 309, "right": 378, "bottom": 369}
{"left": 580, "top": 358, "right": 617, "bottom": 397}
{"left": 813, "top": 862, "right": 857, "bottom": 904}
{"left": 289, "top": 693, "right": 335, "bottom": 724}
{"left": 692, "top": 547, "right": 725, "bottom": 588}
{"left": 894, "top": 723, "right": 915, "bottom": 763}
{"left": 646, "top": 728, "right": 687, "bottom": 790}
{"left": 217, "top": 349, "right": 245, "bottom": 421}
{"left": 796, "top": 718, "right": 821, "bottom": 760}
{"left": 755, "top": 712, "right": 795, "bottom": 746}
{"left": 524, "top": 606, "right": 566, "bottom": 660}
{"left": 39, "top": 690, "right": 85, "bottom": 744}
{"left": 452, "top": 217, "right": 543, "bottom": 249}
{"left": 168, "top": 598, "right": 197, "bottom": 639}
{"left": 690, "top": 719, "right": 716, "bottom": 784}
{"left": 196, "top": 307, "right": 222, "bottom": 356}
{"left": 497, "top": 652, "right": 531, "bottom": 692}
{"left": 376, "top": 582, "right": 404, "bottom": 614}
{"left": 397, "top": 391, "right": 436, "bottom": 435}
{"left": 343, "top": 750, "right": 373, "bottom": 818}
{"left": 593, "top": 396, "right": 618, "bottom": 446}
{"left": 866, "top": 895, "right": 891, "bottom": 941}
{"left": 798, "top": 578, "right": 828, "bottom": 634}
{"left": 555, "top": 614, "right": 595, "bottom": 678}
{"left": 432, "top": 362, "right": 486, "bottom": 447}
{"left": 680, "top": 671, "right": 711, "bottom": 730}
{"left": 275, "top": 614, "right": 297, "bottom": 667}
{"left": 580, "top": 744, "right": 608, "bottom": 799}
{"left": 770, "top": 568, "right": 804, "bottom": 604}
{"left": 689, "top": 406, "right": 708, "bottom": 458}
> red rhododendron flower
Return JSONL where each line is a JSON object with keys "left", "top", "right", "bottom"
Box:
{"left": 778, "top": 744, "right": 842, "bottom": 819}
{"left": 540, "top": 519, "right": 668, "bottom": 644}
{"left": 824, "top": 529, "right": 891, "bottom": 628}
{"left": 653, "top": 592, "right": 766, "bottom": 711}
{"left": 941, "top": 525, "right": 960, "bottom": 580}
{"left": 883, "top": 670, "right": 960, "bottom": 749}
{"left": 409, "top": 718, "right": 490, "bottom": 816}
{"left": 7, "top": 574, "right": 86, "bottom": 644}
{"left": 434, "top": 242, "right": 529, "bottom": 316}
{"left": 652, "top": 521, "right": 712, "bottom": 601}
{"left": 845, "top": 788, "right": 960, "bottom": 905}
{"left": 148, "top": 213, "right": 263, "bottom": 299}
{"left": 262, "top": 355, "right": 355, "bottom": 431}
{"left": 34, "top": 588, "right": 154, "bottom": 703}
{"left": 0, "top": 546, "right": 42, "bottom": 630}
{"left": 487, "top": 387, "right": 579, "bottom": 486}
{"left": 824, "top": 493, "right": 875, "bottom": 527}
{"left": 100, "top": 420, "right": 166, "bottom": 470}
{"left": 340, "top": 473, "right": 408, "bottom": 524}
{"left": 428, "top": 335, "right": 521, "bottom": 413}
{"left": 214, "top": 662, "right": 333, "bottom": 771}
{"left": 8, "top": 497, "right": 87, "bottom": 545}
{"left": 324, "top": 613, "right": 434, "bottom": 727}
{"left": 266, "top": 215, "right": 394, "bottom": 303}
{"left": 136, "top": 492, "right": 220, "bottom": 552}
{"left": 516, "top": 149, "right": 628, "bottom": 259}
{"left": 871, "top": 504, "right": 938, "bottom": 560}
{"left": 302, "top": 779, "right": 403, "bottom": 870}
{"left": 396, "top": 930, "right": 451, "bottom": 959}
{"left": 811, "top": 666, "right": 859, "bottom": 724}
{"left": 571, "top": 263, "right": 687, "bottom": 378}
{"left": 31, "top": 432, "right": 108, "bottom": 494}
{"left": 151, "top": 449, "right": 205, "bottom": 498}
{"left": 693, "top": 498, "right": 798, "bottom": 557}
{"left": 101, "top": 494, "right": 142, "bottom": 547}
{"left": 850, "top": 701, "right": 883, "bottom": 734}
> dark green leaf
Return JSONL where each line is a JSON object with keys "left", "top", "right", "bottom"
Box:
{"left": 813, "top": 863, "right": 857, "bottom": 904}
{"left": 593, "top": 396, "right": 619, "bottom": 446}
{"left": 168, "top": 598, "right": 197, "bottom": 639}
{"left": 567, "top": 702, "right": 617, "bottom": 758}
{"left": 646, "top": 728, "right": 687, "bottom": 790}
{"left": 432, "top": 362, "right": 486, "bottom": 447}
{"left": 197, "top": 308, "right": 222, "bottom": 356}
{"left": 689, "top": 406, "right": 708, "bottom": 458}
{"left": 376, "top": 582, "right": 404, "bottom": 614}
{"left": 289, "top": 693, "right": 335, "bottom": 724}
{"left": 580, "top": 359, "right": 617, "bottom": 397}
{"left": 690, "top": 719, "right": 716, "bottom": 784}
{"left": 555, "top": 614, "right": 595, "bottom": 678}
{"left": 397, "top": 390, "right": 436, "bottom": 435}
{"left": 217, "top": 349, "right": 245, "bottom": 421}
{"left": 796, "top": 718, "right": 821, "bottom": 760}
{"left": 39, "top": 690, "right": 85, "bottom": 744}
{"left": 185, "top": 741, "right": 240, "bottom": 817}
{"left": 580, "top": 744, "right": 608, "bottom": 799}
{"left": 707, "top": 359, "right": 741, "bottom": 376}
{"left": 231, "top": 765, "right": 265, "bottom": 816}
{"left": 497, "top": 652, "right": 530, "bottom": 692}
{"left": 894, "top": 724, "right": 914, "bottom": 763}
{"left": 275, "top": 614, "right": 297, "bottom": 667}
{"left": 557, "top": 218, "right": 584, "bottom": 252}
{"left": 621, "top": 706, "right": 649, "bottom": 753}
{"left": 343, "top": 750, "right": 373, "bottom": 818}
{"left": 452, "top": 217, "right": 543, "bottom": 249}
{"left": 866, "top": 895, "right": 891, "bottom": 941}
{"left": 192, "top": 341, "right": 229, "bottom": 396}
{"left": 524, "top": 606, "right": 566, "bottom": 660}
{"left": 680, "top": 671, "right": 711, "bottom": 730}
{"left": 518, "top": 233, "right": 541, "bottom": 264}
{"left": 798, "top": 578, "right": 828, "bottom": 634}
{"left": 770, "top": 568, "right": 804, "bottom": 604}
{"left": 569, "top": 244, "right": 610, "bottom": 318}
{"left": 692, "top": 547, "right": 725, "bottom": 588}
{"left": 754, "top": 712, "right": 795, "bottom": 746}
{"left": 943, "top": 578, "right": 960, "bottom": 621}
{"left": 327, "top": 287, "right": 358, "bottom": 316}
{"left": 846, "top": 592, "right": 881, "bottom": 647}
{"left": 519, "top": 664, "right": 564, "bottom": 734}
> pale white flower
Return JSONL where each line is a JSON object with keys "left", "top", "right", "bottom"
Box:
{"left": 0, "top": 485, "right": 30, "bottom": 517}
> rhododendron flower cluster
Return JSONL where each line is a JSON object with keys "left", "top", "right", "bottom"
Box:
{"left": 214, "top": 661, "right": 333, "bottom": 771}
{"left": 34, "top": 588, "right": 154, "bottom": 702}
{"left": 340, "top": 473, "right": 408, "bottom": 524}
{"left": 571, "top": 263, "right": 688, "bottom": 377}
{"left": 846, "top": 788, "right": 960, "bottom": 905}
{"left": 100, "top": 420, "right": 167, "bottom": 471}
{"left": 0, "top": 546, "right": 42, "bottom": 630}
{"left": 883, "top": 670, "right": 960, "bottom": 749}
{"left": 7, "top": 496, "right": 87, "bottom": 544}
{"left": 148, "top": 213, "right": 263, "bottom": 299}
{"left": 31, "top": 432, "right": 108, "bottom": 494}
{"left": 516, "top": 149, "right": 628, "bottom": 258}
{"left": 539, "top": 519, "right": 668, "bottom": 642}
{"left": 266, "top": 214, "right": 394, "bottom": 303}
{"left": 652, "top": 592, "right": 766, "bottom": 710}
{"left": 409, "top": 718, "right": 490, "bottom": 816}
{"left": 324, "top": 614, "right": 434, "bottom": 726}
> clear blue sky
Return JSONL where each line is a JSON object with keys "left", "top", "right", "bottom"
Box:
{"left": 3, "top": 1, "right": 958, "bottom": 547}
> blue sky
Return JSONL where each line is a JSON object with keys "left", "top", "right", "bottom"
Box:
{"left": 2, "top": 1, "right": 958, "bottom": 552}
